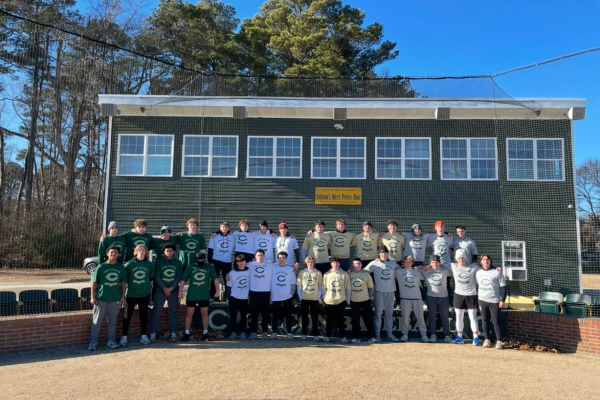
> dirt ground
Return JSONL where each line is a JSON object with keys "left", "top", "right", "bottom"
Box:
{"left": 582, "top": 274, "right": 600, "bottom": 289}
{"left": 1, "top": 340, "right": 599, "bottom": 400}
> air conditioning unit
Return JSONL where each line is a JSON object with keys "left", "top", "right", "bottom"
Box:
{"left": 505, "top": 268, "right": 527, "bottom": 281}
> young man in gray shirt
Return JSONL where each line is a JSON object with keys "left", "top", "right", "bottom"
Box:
{"left": 450, "top": 225, "right": 478, "bottom": 264}
{"left": 395, "top": 255, "right": 428, "bottom": 342}
{"left": 476, "top": 254, "right": 507, "bottom": 349}
{"left": 365, "top": 247, "right": 399, "bottom": 342}
{"left": 419, "top": 254, "right": 453, "bottom": 343}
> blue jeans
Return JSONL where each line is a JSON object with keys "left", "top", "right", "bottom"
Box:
{"left": 151, "top": 290, "right": 179, "bottom": 334}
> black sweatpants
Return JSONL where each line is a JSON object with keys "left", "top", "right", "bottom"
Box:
{"left": 229, "top": 296, "right": 249, "bottom": 335}
{"left": 350, "top": 299, "right": 375, "bottom": 339}
{"left": 122, "top": 294, "right": 150, "bottom": 336}
{"left": 479, "top": 299, "right": 501, "bottom": 340}
{"left": 211, "top": 260, "right": 232, "bottom": 297}
{"left": 325, "top": 302, "right": 347, "bottom": 338}
{"left": 272, "top": 298, "right": 293, "bottom": 334}
{"left": 249, "top": 291, "right": 270, "bottom": 333}
{"left": 426, "top": 295, "right": 451, "bottom": 337}
{"left": 301, "top": 299, "right": 320, "bottom": 336}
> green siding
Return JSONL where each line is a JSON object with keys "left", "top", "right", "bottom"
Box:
{"left": 107, "top": 116, "right": 579, "bottom": 296}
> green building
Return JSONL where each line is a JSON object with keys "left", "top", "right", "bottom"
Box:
{"left": 98, "top": 95, "right": 586, "bottom": 297}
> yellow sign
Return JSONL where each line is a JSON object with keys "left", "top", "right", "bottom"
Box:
{"left": 315, "top": 187, "right": 362, "bottom": 205}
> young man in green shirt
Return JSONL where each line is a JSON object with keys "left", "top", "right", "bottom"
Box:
{"left": 151, "top": 244, "right": 183, "bottom": 342}
{"left": 151, "top": 225, "right": 178, "bottom": 261}
{"left": 88, "top": 246, "right": 126, "bottom": 350}
{"left": 178, "top": 251, "right": 219, "bottom": 342}
{"left": 176, "top": 219, "right": 207, "bottom": 271}
{"left": 98, "top": 221, "right": 127, "bottom": 264}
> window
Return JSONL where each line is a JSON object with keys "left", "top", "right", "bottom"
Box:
{"left": 375, "top": 138, "right": 431, "bottom": 179}
{"left": 182, "top": 135, "right": 238, "bottom": 177}
{"left": 441, "top": 138, "right": 497, "bottom": 180}
{"left": 247, "top": 137, "right": 302, "bottom": 178}
{"left": 507, "top": 139, "right": 564, "bottom": 181}
{"left": 312, "top": 137, "right": 366, "bottom": 179}
{"left": 502, "top": 241, "right": 526, "bottom": 269}
{"left": 118, "top": 134, "right": 173, "bottom": 176}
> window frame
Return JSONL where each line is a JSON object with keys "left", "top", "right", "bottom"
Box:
{"left": 506, "top": 138, "right": 565, "bottom": 182}
{"left": 440, "top": 137, "right": 498, "bottom": 181}
{"left": 374, "top": 137, "right": 432, "bottom": 180}
{"left": 181, "top": 135, "right": 239, "bottom": 178}
{"left": 116, "top": 133, "right": 174, "bottom": 177}
{"left": 246, "top": 136, "right": 303, "bottom": 179}
{"left": 501, "top": 240, "right": 527, "bottom": 270}
{"left": 311, "top": 137, "right": 367, "bottom": 180}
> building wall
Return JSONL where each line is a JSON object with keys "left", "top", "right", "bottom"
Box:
{"left": 106, "top": 117, "right": 579, "bottom": 296}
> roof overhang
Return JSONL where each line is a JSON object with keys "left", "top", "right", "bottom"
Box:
{"left": 98, "top": 95, "right": 586, "bottom": 120}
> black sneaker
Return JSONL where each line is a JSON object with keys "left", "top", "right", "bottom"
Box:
{"left": 201, "top": 333, "right": 209, "bottom": 341}
{"left": 181, "top": 333, "right": 190, "bottom": 342}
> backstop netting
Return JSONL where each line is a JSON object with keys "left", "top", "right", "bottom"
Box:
{"left": 0, "top": 11, "right": 593, "bottom": 317}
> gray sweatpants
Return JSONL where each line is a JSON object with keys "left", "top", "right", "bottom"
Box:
{"left": 151, "top": 291, "right": 179, "bottom": 334}
{"left": 91, "top": 301, "right": 120, "bottom": 342}
{"left": 425, "top": 295, "right": 451, "bottom": 336}
{"left": 400, "top": 299, "right": 427, "bottom": 336}
{"left": 374, "top": 291, "right": 395, "bottom": 338}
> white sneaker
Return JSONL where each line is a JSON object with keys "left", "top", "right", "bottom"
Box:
{"left": 389, "top": 334, "right": 399, "bottom": 342}
{"left": 229, "top": 332, "right": 237, "bottom": 340}
{"left": 140, "top": 335, "right": 151, "bottom": 345}
{"left": 88, "top": 340, "right": 97, "bottom": 351}
{"left": 368, "top": 337, "right": 378, "bottom": 343}
{"left": 119, "top": 336, "right": 128, "bottom": 347}
{"left": 444, "top": 336, "right": 453, "bottom": 343}
{"left": 400, "top": 334, "right": 408, "bottom": 342}
{"left": 495, "top": 341, "right": 504, "bottom": 350}
{"left": 323, "top": 337, "right": 330, "bottom": 342}
{"left": 262, "top": 332, "right": 269, "bottom": 340}
{"left": 300, "top": 335, "right": 307, "bottom": 341}
{"left": 429, "top": 334, "right": 437, "bottom": 343}
{"left": 313, "top": 336, "right": 320, "bottom": 342}
{"left": 421, "top": 335, "right": 429, "bottom": 343}
{"left": 351, "top": 338, "right": 361, "bottom": 344}
{"left": 341, "top": 337, "right": 349, "bottom": 344}
{"left": 149, "top": 333, "right": 156, "bottom": 343}
{"left": 240, "top": 333, "right": 247, "bottom": 340}
{"left": 270, "top": 332, "right": 277, "bottom": 340}
{"left": 483, "top": 339, "right": 491, "bottom": 348}
{"left": 287, "top": 333, "right": 294, "bottom": 340}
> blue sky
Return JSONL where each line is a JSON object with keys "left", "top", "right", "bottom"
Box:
{"left": 75, "top": 0, "right": 600, "bottom": 165}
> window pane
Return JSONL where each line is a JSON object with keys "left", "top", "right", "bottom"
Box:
{"left": 212, "top": 157, "right": 236, "bottom": 177}
{"left": 405, "top": 159, "right": 429, "bottom": 179}
{"left": 405, "top": 139, "right": 429, "bottom": 158}
{"left": 377, "top": 159, "right": 401, "bottom": 179}
{"left": 248, "top": 157, "right": 273, "bottom": 177}
{"left": 313, "top": 159, "right": 336, "bottom": 178}
{"left": 147, "top": 156, "right": 171, "bottom": 176}
{"left": 508, "top": 160, "right": 534, "bottom": 180}
{"left": 442, "top": 160, "right": 467, "bottom": 179}
{"left": 537, "top": 140, "right": 562, "bottom": 160}
{"left": 213, "top": 137, "right": 237, "bottom": 157}
{"left": 377, "top": 139, "right": 401, "bottom": 158}
{"left": 119, "top": 155, "right": 143, "bottom": 175}
{"left": 340, "top": 159, "right": 364, "bottom": 178}
{"left": 313, "top": 139, "right": 337, "bottom": 157}
{"left": 538, "top": 160, "right": 563, "bottom": 180}
{"left": 120, "top": 136, "right": 144, "bottom": 155}
{"left": 185, "top": 137, "right": 209, "bottom": 156}
{"left": 249, "top": 137, "right": 273, "bottom": 157}
{"left": 508, "top": 140, "right": 533, "bottom": 159}
{"left": 471, "top": 139, "right": 495, "bottom": 159}
{"left": 183, "top": 157, "right": 208, "bottom": 176}
{"left": 471, "top": 159, "right": 496, "bottom": 179}
{"left": 340, "top": 139, "right": 364, "bottom": 158}
{"left": 276, "top": 158, "right": 301, "bottom": 177}
{"left": 442, "top": 139, "right": 467, "bottom": 159}
{"left": 276, "top": 138, "right": 301, "bottom": 157}
{"left": 148, "top": 136, "right": 172, "bottom": 155}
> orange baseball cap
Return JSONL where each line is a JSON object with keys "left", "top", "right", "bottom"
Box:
{"left": 434, "top": 221, "right": 445, "bottom": 229}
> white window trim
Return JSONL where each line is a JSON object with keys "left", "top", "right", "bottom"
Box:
{"left": 506, "top": 138, "right": 565, "bottom": 182}
{"left": 181, "top": 135, "right": 239, "bottom": 178}
{"left": 117, "top": 133, "right": 174, "bottom": 177}
{"left": 374, "top": 137, "right": 432, "bottom": 180}
{"left": 311, "top": 137, "right": 367, "bottom": 179}
{"left": 440, "top": 137, "right": 498, "bottom": 181}
{"left": 501, "top": 240, "right": 527, "bottom": 270}
{"left": 246, "top": 136, "right": 303, "bottom": 179}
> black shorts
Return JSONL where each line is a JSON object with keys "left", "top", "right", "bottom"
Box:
{"left": 186, "top": 299, "right": 210, "bottom": 308}
{"left": 453, "top": 294, "right": 478, "bottom": 310}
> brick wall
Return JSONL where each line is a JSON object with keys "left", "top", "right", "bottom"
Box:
{"left": 0, "top": 305, "right": 188, "bottom": 355}
{"left": 505, "top": 310, "right": 600, "bottom": 355}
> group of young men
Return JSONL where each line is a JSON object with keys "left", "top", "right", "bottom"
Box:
{"left": 89, "top": 218, "right": 507, "bottom": 351}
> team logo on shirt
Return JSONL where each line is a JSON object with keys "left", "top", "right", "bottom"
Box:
{"left": 387, "top": 241, "right": 398, "bottom": 250}
{"left": 458, "top": 272, "right": 470, "bottom": 279}
{"left": 334, "top": 237, "right": 345, "bottom": 247}
{"left": 277, "top": 275, "right": 286, "bottom": 282}
{"left": 238, "top": 278, "right": 249, "bottom": 286}
{"left": 316, "top": 240, "right": 326, "bottom": 251}
{"left": 436, "top": 244, "right": 447, "bottom": 256}
{"left": 352, "top": 279, "right": 363, "bottom": 288}
{"left": 255, "top": 266, "right": 265, "bottom": 274}
{"left": 306, "top": 279, "right": 315, "bottom": 287}
{"left": 219, "top": 241, "right": 230, "bottom": 249}
{"left": 134, "top": 239, "right": 146, "bottom": 247}
{"left": 430, "top": 273, "right": 443, "bottom": 286}
{"left": 258, "top": 240, "right": 268, "bottom": 249}
{"left": 331, "top": 281, "right": 341, "bottom": 288}
{"left": 381, "top": 268, "right": 392, "bottom": 280}
{"left": 404, "top": 277, "right": 415, "bottom": 284}
{"left": 105, "top": 271, "right": 120, "bottom": 286}
{"left": 193, "top": 271, "right": 206, "bottom": 281}
{"left": 163, "top": 269, "right": 176, "bottom": 278}
{"left": 112, "top": 243, "right": 123, "bottom": 251}
{"left": 363, "top": 240, "right": 372, "bottom": 248}
{"left": 238, "top": 235, "right": 248, "bottom": 245}
{"left": 412, "top": 236, "right": 423, "bottom": 250}
{"left": 186, "top": 240, "right": 197, "bottom": 250}
{"left": 481, "top": 278, "right": 491, "bottom": 286}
